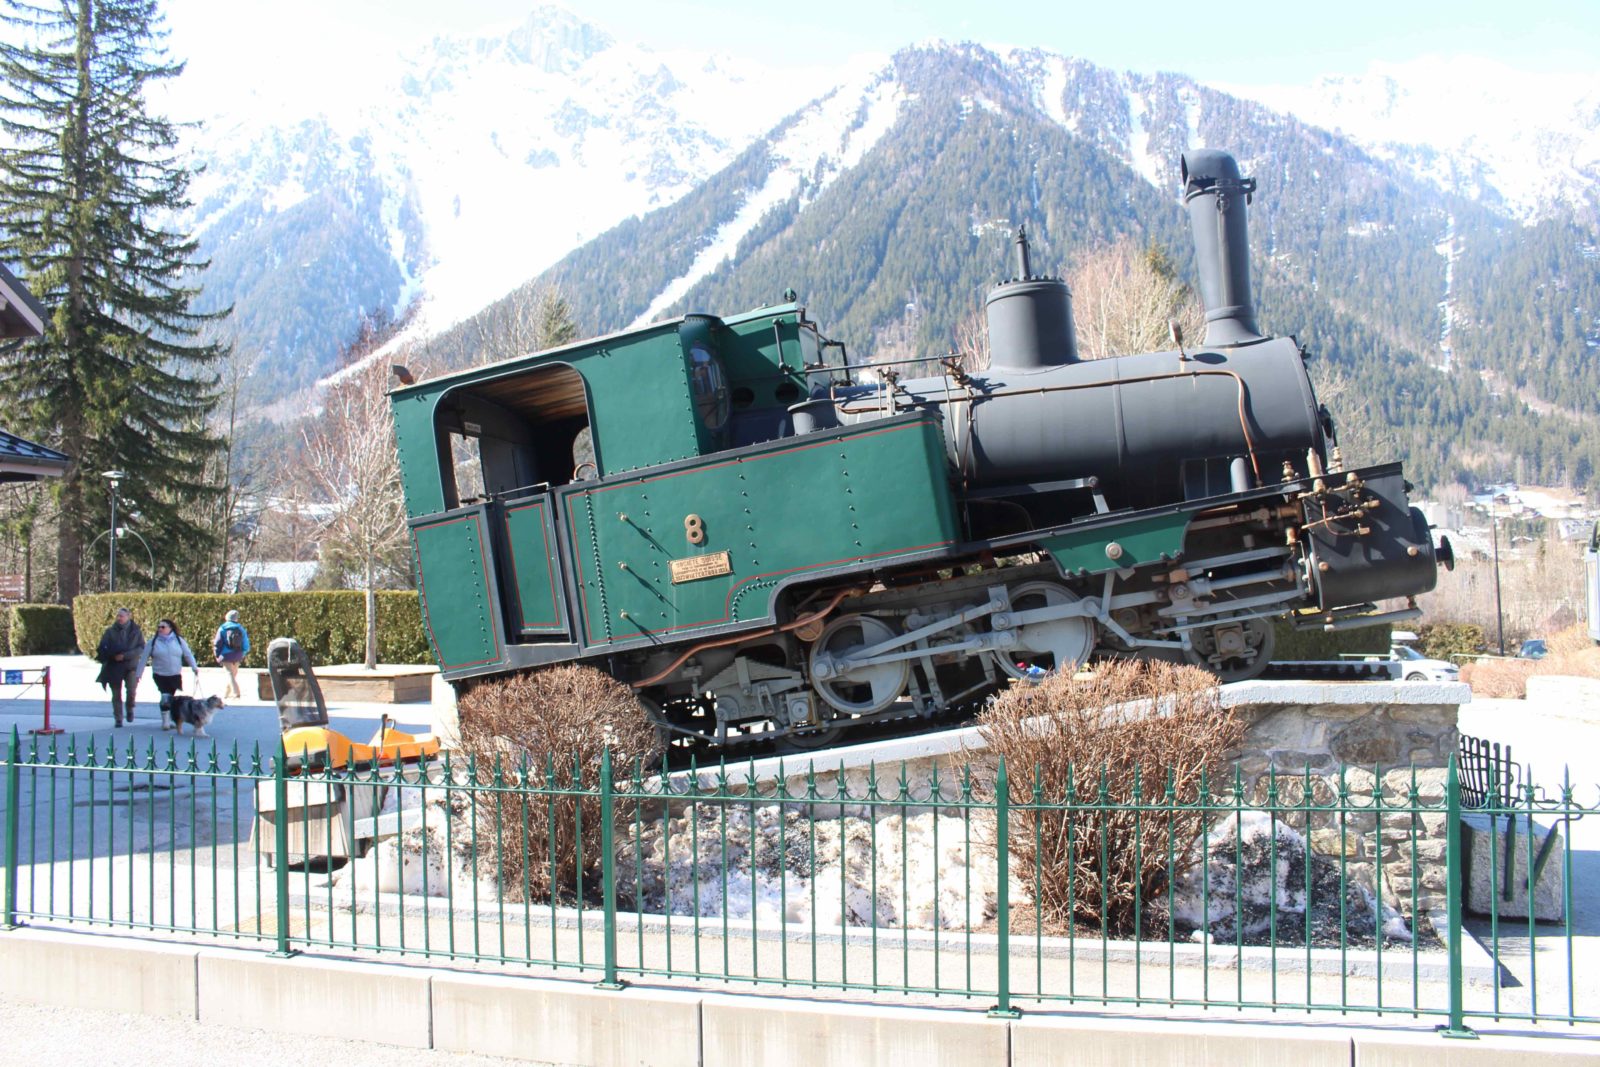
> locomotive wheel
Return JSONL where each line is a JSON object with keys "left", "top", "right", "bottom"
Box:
{"left": 994, "top": 581, "right": 1095, "bottom": 679}
{"left": 808, "top": 614, "right": 908, "bottom": 715}
{"left": 1185, "top": 617, "right": 1276, "bottom": 683}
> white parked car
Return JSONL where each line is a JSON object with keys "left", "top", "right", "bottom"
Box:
{"left": 1389, "top": 644, "right": 1460, "bottom": 682}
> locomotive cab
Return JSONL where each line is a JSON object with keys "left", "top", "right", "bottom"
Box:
{"left": 393, "top": 303, "right": 960, "bottom": 687}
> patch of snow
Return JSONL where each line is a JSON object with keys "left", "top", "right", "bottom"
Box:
{"left": 1179, "top": 85, "right": 1203, "bottom": 149}
{"left": 629, "top": 68, "right": 904, "bottom": 327}
{"left": 1435, "top": 214, "right": 1458, "bottom": 372}
{"left": 1170, "top": 812, "right": 1412, "bottom": 945}
{"left": 1034, "top": 55, "right": 1069, "bottom": 129}
{"left": 1126, "top": 91, "right": 1165, "bottom": 191}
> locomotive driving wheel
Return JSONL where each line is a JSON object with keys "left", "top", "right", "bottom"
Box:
{"left": 1184, "top": 617, "right": 1276, "bottom": 683}
{"left": 808, "top": 614, "right": 908, "bottom": 715}
{"left": 993, "top": 580, "right": 1096, "bottom": 680}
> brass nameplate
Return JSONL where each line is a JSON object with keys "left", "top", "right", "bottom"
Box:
{"left": 670, "top": 551, "right": 732, "bottom": 584}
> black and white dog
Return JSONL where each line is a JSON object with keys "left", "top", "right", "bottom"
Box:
{"left": 161, "top": 694, "right": 224, "bottom": 737}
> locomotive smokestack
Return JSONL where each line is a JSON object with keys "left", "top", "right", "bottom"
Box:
{"left": 1181, "top": 150, "right": 1265, "bottom": 347}
{"left": 986, "top": 226, "right": 1080, "bottom": 371}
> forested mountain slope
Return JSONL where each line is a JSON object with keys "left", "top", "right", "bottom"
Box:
{"left": 416, "top": 45, "right": 1600, "bottom": 493}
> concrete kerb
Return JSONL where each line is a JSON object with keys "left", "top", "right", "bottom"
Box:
{"left": 1011, "top": 1012, "right": 1354, "bottom": 1067}
{"left": 0, "top": 925, "right": 198, "bottom": 1019}
{"left": 432, "top": 971, "right": 701, "bottom": 1066}
{"left": 1350, "top": 1027, "right": 1600, "bottom": 1065}
{"left": 0, "top": 926, "right": 1598, "bottom": 1066}
{"left": 197, "top": 946, "right": 433, "bottom": 1048}
{"left": 699, "top": 992, "right": 1009, "bottom": 1067}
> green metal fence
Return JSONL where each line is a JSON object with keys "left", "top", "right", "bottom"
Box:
{"left": 1, "top": 726, "right": 1595, "bottom": 1035}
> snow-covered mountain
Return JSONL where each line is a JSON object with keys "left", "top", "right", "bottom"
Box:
{"left": 181, "top": 7, "right": 1598, "bottom": 395}
{"left": 184, "top": 6, "right": 856, "bottom": 387}
{"left": 1221, "top": 57, "right": 1600, "bottom": 222}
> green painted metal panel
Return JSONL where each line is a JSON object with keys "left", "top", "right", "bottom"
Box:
{"left": 562, "top": 414, "right": 958, "bottom": 647}
{"left": 412, "top": 511, "right": 504, "bottom": 671}
{"left": 1039, "top": 511, "right": 1192, "bottom": 576}
{"left": 586, "top": 327, "right": 703, "bottom": 473}
{"left": 394, "top": 389, "right": 447, "bottom": 517}
{"left": 503, "top": 496, "right": 567, "bottom": 634}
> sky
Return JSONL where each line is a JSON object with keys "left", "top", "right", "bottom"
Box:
{"left": 157, "top": 0, "right": 1600, "bottom": 118}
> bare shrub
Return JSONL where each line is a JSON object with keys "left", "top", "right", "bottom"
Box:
{"left": 977, "top": 660, "right": 1243, "bottom": 934}
{"left": 1460, "top": 657, "right": 1533, "bottom": 698}
{"left": 1538, "top": 624, "right": 1600, "bottom": 678}
{"left": 1465, "top": 624, "right": 1600, "bottom": 697}
{"left": 455, "top": 665, "right": 658, "bottom": 903}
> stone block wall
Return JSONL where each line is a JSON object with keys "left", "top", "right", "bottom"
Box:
{"left": 1223, "top": 681, "right": 1466, "bottom": 920}
{"left": 715, "top": 680, "right": 1470, "bottom": 925}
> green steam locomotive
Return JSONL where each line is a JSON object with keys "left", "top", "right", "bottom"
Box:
{"left": 391, "top": 149, "right": 1448, "bottom": 751}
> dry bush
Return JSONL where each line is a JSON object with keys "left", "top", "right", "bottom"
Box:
{"left": 977, "top": 659, "right": 1242, "bottom": 934}
{"left": 1539, "top": 625, "right": 1600, "bottom": 678}
{"left": 455, "top": 665, "right": 658, "bottom": 903}
{"left": 1460, "top": 657, "right": 1534, "bottom": 698}
{"left": 1460, "top": 625, "right": 1600, "bottom": 698}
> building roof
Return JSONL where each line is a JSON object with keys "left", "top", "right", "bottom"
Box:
{"left": 0, "top": 428, "right": 70, "bottom": 482}
{"left": 0, "top": 263, "right": 67, "bottom": 481}
{"left": 0, "top": 261, "right": 46, "bottom": 339}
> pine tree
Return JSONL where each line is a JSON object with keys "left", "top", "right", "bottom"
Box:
{"left": 0, "top": 0, "right": 225, "bottom": 601}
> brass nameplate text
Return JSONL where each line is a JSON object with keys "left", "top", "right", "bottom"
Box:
{"left": 670, "top": 551, "right": 732, "bottom": 584}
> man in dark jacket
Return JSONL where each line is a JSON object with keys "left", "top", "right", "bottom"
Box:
{"left": 96, "top": 607, "right": 145, "bottom": 727}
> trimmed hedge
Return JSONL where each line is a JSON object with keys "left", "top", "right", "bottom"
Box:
{"left": 1271, "top": 618, "right": 1391, "bottom": 662}
{"left": 72, "top": 592, "right": 431, "bottom": 667}
{"left": 1417, "top": 622, "right": 1485, "bottom": 661}
{"left": 10, "top": 604, "right": 77, "bottom": 655}
{"left": 0, "top": 607, "right": 8, "bottom": 655}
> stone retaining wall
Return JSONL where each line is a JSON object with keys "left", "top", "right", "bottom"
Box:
{"left": 716, "top": 681, "right": 1469, "bottom": 925}
{"left": 1227, "top": 682, "right": 1464, "bottom": 919}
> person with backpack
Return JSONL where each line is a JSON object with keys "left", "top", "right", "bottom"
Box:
{"left": 135, "top": 618, "right": 200, "bottom": 730}
{"left": 213, "top": 609, "right": 251, "bottom": 699}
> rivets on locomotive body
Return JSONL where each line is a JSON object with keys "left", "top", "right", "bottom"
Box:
{"left": 1105, "top": 542, "right": 1124, "bottom": 560}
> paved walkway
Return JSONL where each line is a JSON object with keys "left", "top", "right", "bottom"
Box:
{"left": 0, "top": 653, "right": 447, "bottom": 751}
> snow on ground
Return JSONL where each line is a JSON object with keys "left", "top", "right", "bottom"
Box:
{"left": 1030, "top": 54, "right": 1070, "bottom": 130}
{"left": 329, "top": 777, "right": 1413, "bottom": 946}
{"left": 1171, "top": 811, "right": 1412, "bottom": 946}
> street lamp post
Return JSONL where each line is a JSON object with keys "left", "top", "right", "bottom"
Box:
{"left": 1490, "top": 508, "right": 1506, "bottom": 656}
{"left": 103, "top": 470, "right": 126, "bottom": 593}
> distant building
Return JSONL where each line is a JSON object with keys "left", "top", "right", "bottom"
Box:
{"left": 227, "top": 561, "right": 319, "bottom": 593}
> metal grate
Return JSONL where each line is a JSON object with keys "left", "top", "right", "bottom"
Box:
{"left": 1457, "top": 733, "right": 1521, "bottom": 809}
